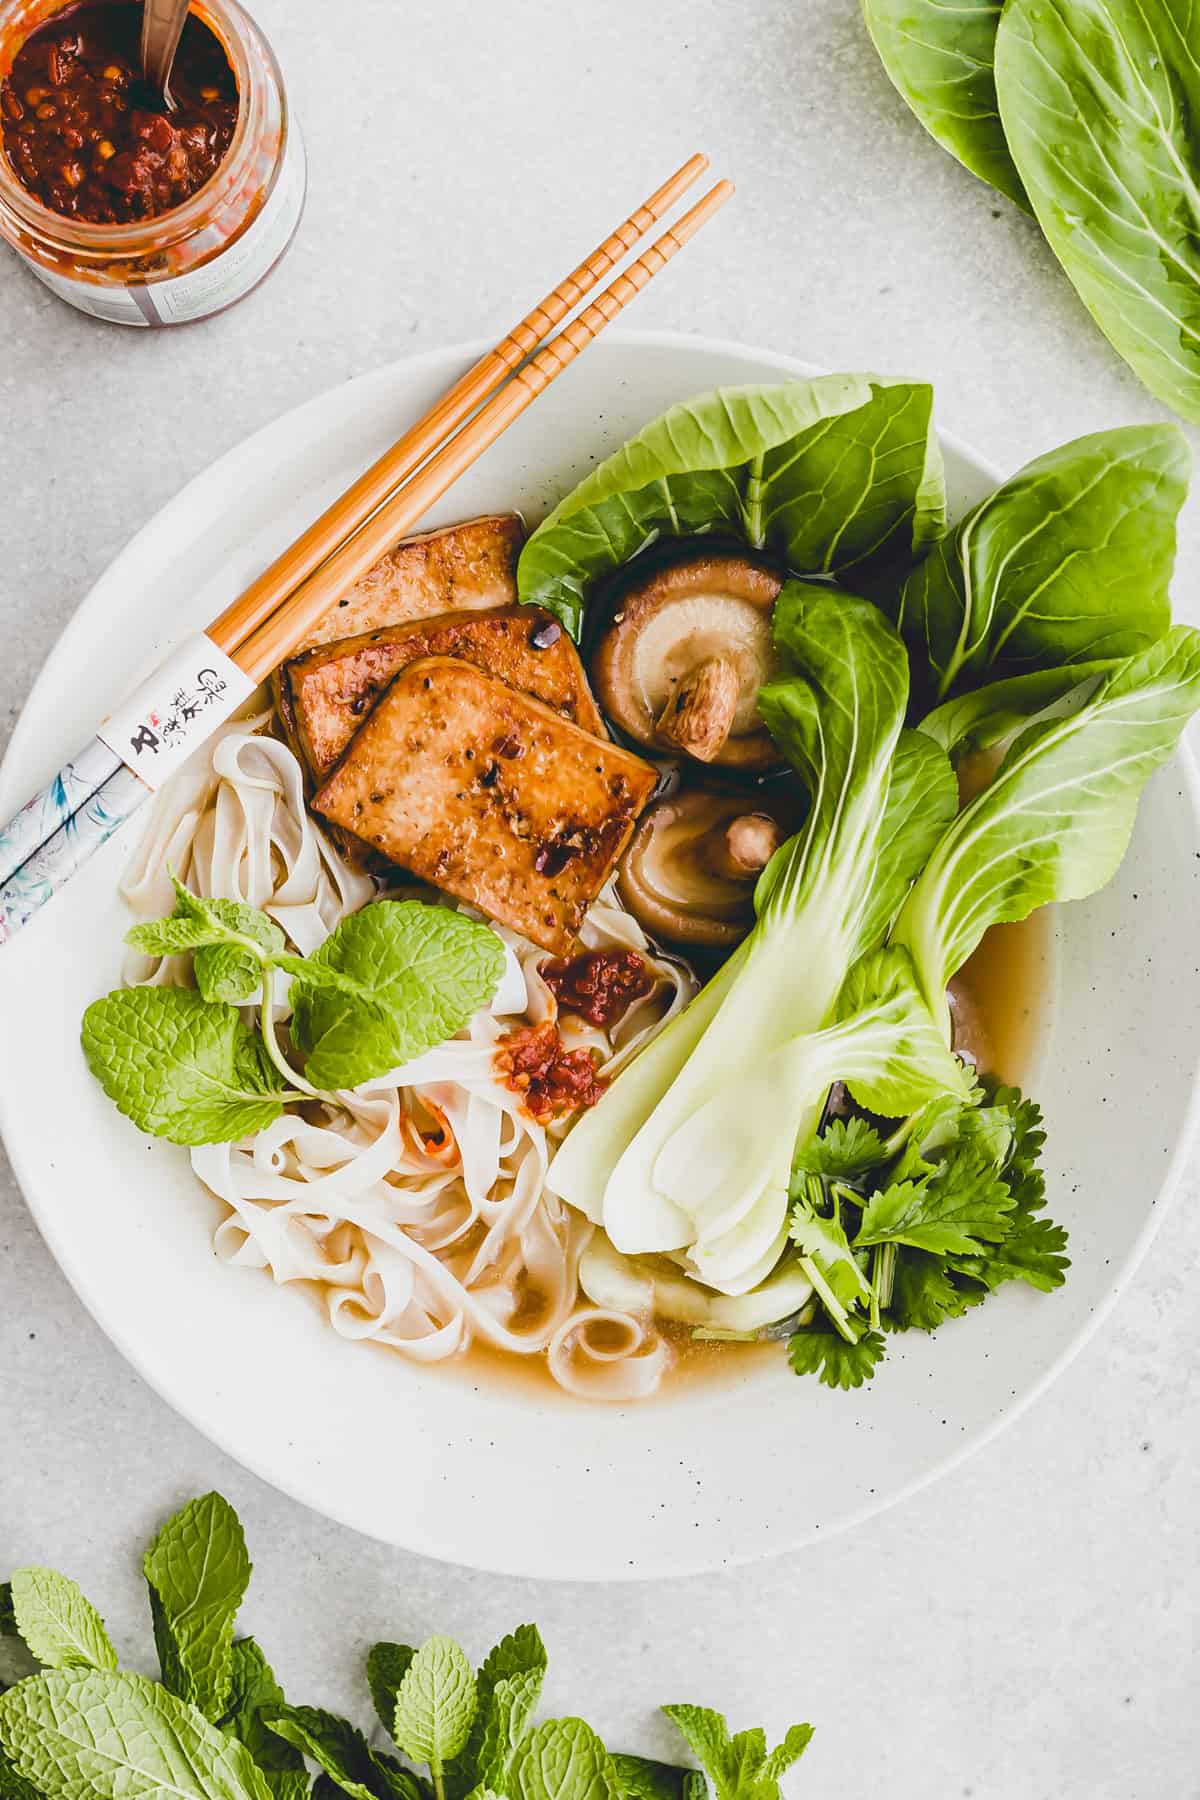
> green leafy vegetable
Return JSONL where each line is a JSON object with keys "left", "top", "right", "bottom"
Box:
{"left": 7, "top": 1572, "right": 116, "bottom": 1674}
{"left": 446, "top": 1626, "right": 546, "bottom": 1800}
{"left": 551, "top": 590, "right": 970, "bottom": 1302}
{"left": 897, "top": 426, "right": 1187, "bottom": 705}
{"left": 786, "top": 1325, "right": 885, "bottom": 1390}
{"left": 995, "top": 0, "right": 1200, "bottom": 425}
{"left": 390, "top": 1637, "right": 477, "bottom": 1783}
{"left": 517, "top": 379, "right": 944, "bottom": 635}
{"left": 918, "top": 664, "right": 1113, "bottom": 760}
{"left": 87, "top": 894, "right": 505, "bottom": 1145}
{"left": 0, "top": 1588, "right": 15, "bottom": 1638}
{"left": 508, "top": 1719, "right": 619, "bottom": 1800}
{"left": 0, "top": 1749, "right": 42, "bottom": 1800}
{"left": 791, "top": 1116, "right": 887, "bottom": 1179}
{"left": 895, "top": 628, "right": 1200, "bottom": 1028}
{"left": 81, "top": 987, "right": 287, "bottom": 1145}
{"left": 855, "top": 1154, "right": 1014, "bottom": 1256}
{"left": 126, "top": 878, "right": 285, "bottom": 966}
{"left": 222, "top": 1640, "right": 307, "bottom": 1800}
{"left": 0, "top": 1668, "right": 273, "bottom": 1800}
{"left": 143, "top": 1492, "right": 252, "bottom": 1723}
{"left": 548, "top": 587, "right": 917, "bottom": 1263}
{"left": 662, "top": 1705, "right": 813, "bottom": 1800}
{"left": 1, "top": 1495, "right": 812, "bottom": 1800}
{"left": 861, "top": 0, "right": 1026, "bottom": 207}
{"left": 368, "top": 1645, "right": 416, "bottom": 1741}
{"left": 610, "top": 1756, "right": 705, "bottom": 1800}
{"left": 285, "top": 903, "right": 504, "bottom": 1090}
{"left": 265, "top": 1702, "right": 417, "bottom": 1800}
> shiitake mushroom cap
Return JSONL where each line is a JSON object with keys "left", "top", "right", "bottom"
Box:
{"left": 592, "top": 551, "right": 783, "bottom": 770}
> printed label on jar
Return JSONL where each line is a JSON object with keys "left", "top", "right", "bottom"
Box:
{"left": 24, "top": 123, "right": 306, "bottom": 328}
{"left": 96, "top": 634, "right": 256, "bottom": 789}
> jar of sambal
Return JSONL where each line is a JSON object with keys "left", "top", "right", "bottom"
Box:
{"left": 0, "top": 0, "right": 304, "bottom": 324}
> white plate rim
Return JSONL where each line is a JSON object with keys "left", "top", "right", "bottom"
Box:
{"left": 3, "top": 328, "right": 1199, "bottom": 1576}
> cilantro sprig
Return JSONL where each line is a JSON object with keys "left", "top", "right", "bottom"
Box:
{"left": 0, "top": 1495, "right": 814, "bottom": 1800}
{"left": 785, "top": 1084, "right": 1068, "bottom": 1388}
{"left": 82, "top": 877, "right": 506, "bottom": 1144}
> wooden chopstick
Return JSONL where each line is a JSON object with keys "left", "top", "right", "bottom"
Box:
{"left": 208, "top": 152, "right": 711, "bottom": 660}
{"left": 234, "top": 179, "right": 735, "bottom": 683}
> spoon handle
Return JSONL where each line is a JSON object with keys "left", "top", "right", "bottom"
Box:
{"left": 140, "top": 0, "right": 191, "bottom": 100}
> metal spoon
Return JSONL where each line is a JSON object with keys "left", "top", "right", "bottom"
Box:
{"left": 140, "top": 0, "right": 192, "bottom": 106}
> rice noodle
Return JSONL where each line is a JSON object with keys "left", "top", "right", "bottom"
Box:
{"left": 121, "top": 712, "right": 697, "bottom": 1401}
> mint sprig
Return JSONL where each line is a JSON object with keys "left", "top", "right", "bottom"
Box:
{"left": 0, "top": 1495, "right": 815, "bottom": 1800}
{"left": 144, "top": 1492, "right": 252, "bottom": 1723}
{"left": 84, "top": 884, "right": 506, "bottom": 1146}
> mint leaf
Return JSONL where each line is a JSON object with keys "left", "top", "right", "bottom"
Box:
{"left": 475, "top": 1627, "right": 547, "bottom": 1692}
{"left": 611, "top": 1755, "right": 706, "bottom": 1800}
{"left": 0, "top": 1748, "right": 43, "bottom": 1800}
{"left": 659, "top": 1712, "right": 730, "bottom": 1796}
{"left": 366, "top": 1645, "right": 414, "bottom": 1739}
{"left": 855, "top": 1154, "right": 1014, "bottom": 1256}
{"left": 127, "top": 879, "right": 283, "bottom": 966}
{"left": 125, "top": 877, "right": 283, "bottom": 1007}
{"left": 82, "top": 988, "right": 286, "bottom": 1146}
{"left": 786, "top": 1327, "right": 885, "bottom": 1389}
{"left": 263, "top": 1705, "right": 418, "bottom": 1800}
{"left": 446, "top": 1625, "right": 545, "bottom": 1800}
{"left": 661, "top": 1707, "right": 811, "bottom": 1800}
{"left": 0, "top": 1668, "right": 272, "bottom": 1800}
{"left": 791, "top": 1116, "right": 886, "bottom": 1180}
{"left": 144, "top": 1493, "right": 251, "bottom": 1723}
{"left": 287, "top": 903, "right": 504, "bottom": 1090}
{"left": 222, "top": 1640, "right": 306, "bottom": 1797}
{"left": 391, "top": 1637, "right": 477, "bottom": 1773}
{"left": 759, "top": 1726, "right": 814, "bottom": 1782}
{"left": 9, "top": 1571, "right": 116, "bottom": 1672}
{"left": 195, "top": 944, "right": 263, "bottom": 1007}
{"left": 472, "top": 1670, "right": 543, "bottom": 1792}
{"left": 0, "top": 1591, "right": 16, "bottom": 1638}
{"left": 508, "top": 1719, "right": 620, "bottom": 1800}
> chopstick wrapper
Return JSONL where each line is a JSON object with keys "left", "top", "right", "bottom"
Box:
{"left": 94, "top": 633, "right": 256, "bottom": 789}
{"left": 0, "top": 634, "right": 255, "bottom": 943}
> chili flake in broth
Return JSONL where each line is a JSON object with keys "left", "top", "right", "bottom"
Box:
{"left": 494, "top": 1021, "right": 608, "bottom": 1123}
{"left": 539, "top": 948, "right": 653, "bottom": 1028}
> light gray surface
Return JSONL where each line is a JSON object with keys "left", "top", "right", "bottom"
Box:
{"left": 1, "top": 1, "right": 1197, "bottom": 1794}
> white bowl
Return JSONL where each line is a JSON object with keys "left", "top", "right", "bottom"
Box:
{"left": 2, "top": 332, "right": 1198, "bottom": 1580}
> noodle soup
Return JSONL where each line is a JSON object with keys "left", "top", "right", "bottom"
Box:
{"left": 85, "top": 373, "right": 1185, "bottom": 1406}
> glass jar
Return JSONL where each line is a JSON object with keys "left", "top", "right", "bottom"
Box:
{"left": 0, "top": 0, "right": 304, "bottom": 325}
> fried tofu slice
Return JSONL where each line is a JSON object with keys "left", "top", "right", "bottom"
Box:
{"left": 282, "top": 605, "right": 605, "bottom": 782}
{"left": 296, "top": 514, "right": 524, "bottom": 652}
{"left": 312, "top": 658, "right": 657, "bottom": 952}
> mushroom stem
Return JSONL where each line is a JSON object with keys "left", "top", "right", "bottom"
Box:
{"left": 655, "top": 654, "right": 740, "bottom": 761}
{"left": 696, "top": 812, "right": 782, "bottom": 882}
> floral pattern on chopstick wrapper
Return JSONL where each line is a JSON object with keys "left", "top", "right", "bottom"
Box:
{"left": 0, "top": 765, "right": 147, "bottom": 943}
{"left": 0, "top": 737, "right": 123, "bottom": 890}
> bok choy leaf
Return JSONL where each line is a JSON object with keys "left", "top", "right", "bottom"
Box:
{"left": 516, "top": 378, "right": 945, "bottom": 636}
{"left": 896, "top": 425, "right": 1187, "bottom": 707}
{"left": 894, "top": 627, "right": 1200, "bottom": 1031}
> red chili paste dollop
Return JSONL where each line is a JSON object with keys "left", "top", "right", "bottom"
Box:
{"left": 539, "top": 949, "right": 653, "bottom": 1027}
{"left": 495, "top": 1021, "right": 607, "bottom": 1123}
{"left": 2, "top": 1, "right": 238, "bottom": 224}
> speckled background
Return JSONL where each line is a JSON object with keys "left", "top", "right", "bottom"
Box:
{"left": 1, "top": 2, "right": 1198, "bottom": 1794}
